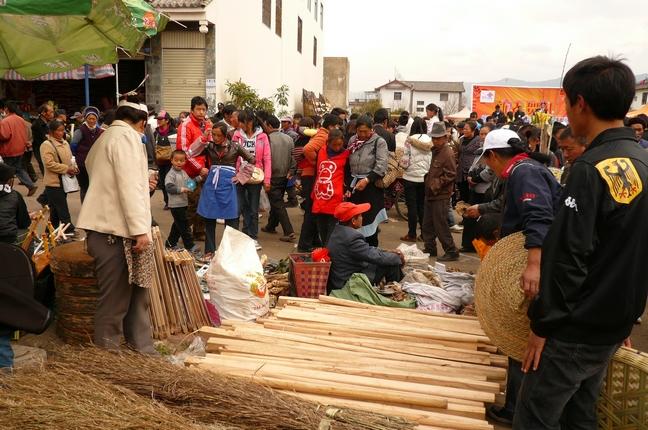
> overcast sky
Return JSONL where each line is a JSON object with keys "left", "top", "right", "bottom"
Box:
{"left": 322, "top": 0, "right": 648, "bottom": 92}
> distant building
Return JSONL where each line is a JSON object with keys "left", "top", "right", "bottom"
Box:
{"left": 323, "top": 57, "right": 350, "bottom": 109}
{"left": 632, "top": 80, "right": 648, "bottom": 110}
{"left": 147, "top": 0, "right": 324, "bottom": 115}
{"left": 374, "top": 79, "right": 465, "bottom": 114}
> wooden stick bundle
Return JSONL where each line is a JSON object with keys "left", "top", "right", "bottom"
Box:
{"left": 190, "top": 295, "right": 506, "bottom": 430}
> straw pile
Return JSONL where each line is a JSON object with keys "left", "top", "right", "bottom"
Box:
{"left": 149, "top": 227, "right": 211, "bottom": 339}
{"left": 474, "top": 232, "right": 529, "bottom": 361}
{"left": 52, "top": 347, "right": 416, "bottom": 430}
{"left": 0, "top": 366, "right": 214, "bottom": 430}
{"left": 189, "top": 295, "right": 508, "bottom": 430}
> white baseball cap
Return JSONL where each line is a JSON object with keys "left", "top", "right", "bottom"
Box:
{"left": 482, "top": 129, "right": 520, "bottom": 153}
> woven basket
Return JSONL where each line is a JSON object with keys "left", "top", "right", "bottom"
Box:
{"left": 598, "top": 346, "right": 648, "bottom": 429}
{"left": 289, "top": 253, "right": 330, "bottom": 298}
{"left": 474, "top": 232, "right": 529, "bottom": 361}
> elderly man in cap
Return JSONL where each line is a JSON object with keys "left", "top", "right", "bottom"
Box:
{"left": 280, "top": 116, "right": 299, "bottom": 142}
{"left": 422, "top": 122, "right": 460, "bottom": 261}
{"left": 327, "top": 202, "right": 404, "bottom": 292}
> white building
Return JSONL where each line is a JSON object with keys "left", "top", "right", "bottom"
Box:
{"left": 632, "top": 81, "right": 648, "bottom": 110}
{"left": 148, "top": 0, "right": 324, "bottom": 115}
{"left": 374, "top": 79, "right": 465, "bottom": 115}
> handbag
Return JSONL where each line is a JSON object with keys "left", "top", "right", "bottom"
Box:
{"left": 47, "top": 141, "right": 79, "bottom": 193}
{"left": 155, "top": 144, "right": 173, "bottom": 162}
{"left": 375, "top": 148, "right": 404, "bottom": 189}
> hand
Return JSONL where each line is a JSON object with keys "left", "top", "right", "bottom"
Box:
{"left": 148, "top": 177, "right": 157, "bottom": 192}
{"left": 520, "top": 248, "right": 541, "bottom": 299}
{"left": 29, "top": 211, "right": 38, "bottom": 220}
{"left": 264, "top": 184, "right": 271, "bottom": 193}
{"left": 464, "top": 205, "right": 480, "bottom": 219}
{"left": 200, "top": 168, "right": 209, "bottom": 178}
{"left": 132, "top": 233, "right": 151, "bottom": 253}
{"left": 394, "top": 250, "right": 405, "bottom": 266}
{"left": 522, "top": 331, "right": 546, "bottom": 372}
{"left": 66, "top": 166, "right": 78, "bottom": 175}
{"left": 354, "top": 178, "right": 369, "bottom": 192}
{"left": 623, "top": 337, "right": 632, "bottom": 348}
{"left": 180, "top": 187, "right": 190, "bottom": 193}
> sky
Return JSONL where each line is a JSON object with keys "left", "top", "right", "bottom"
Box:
{"left": 322, "top": 0, "right": 648, "bottom": 92}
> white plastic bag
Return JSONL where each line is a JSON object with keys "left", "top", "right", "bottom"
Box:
{"left": 206, "top": 226, "right": 269, "bottom": 321}
{"left": 259, "top": 188, "right": 270, "bottom": 212}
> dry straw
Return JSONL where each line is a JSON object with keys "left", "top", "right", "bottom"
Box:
{"left": 52, "top": 347, "right": 416, "bottom": 430}
{"left": 475, "top": 232, "right": 529, "bottom": 361}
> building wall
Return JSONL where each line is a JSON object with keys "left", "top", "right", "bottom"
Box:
{"left": 378, "top": 87, "right": 411, "bottom": 113}
{"left": 323, "top": 57, "right": 349, "bottom": 109}
{"left": 206, "top": 0, "right": 324, "bottom": 114}
{"left": 632, "top": 88, "right": 648, "bottom": 109}
{"left": 410, "top": 91, "right": 463, "bottom": 115}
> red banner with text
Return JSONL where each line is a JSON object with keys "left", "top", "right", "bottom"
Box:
{"left": 472, "top": 85, "right": 566, "bottom": 118}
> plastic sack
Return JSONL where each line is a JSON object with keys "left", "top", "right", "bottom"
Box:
{"left": 259, "top": 188, "right": 270, "bottom": 212}
{"left": 396, "top": 243, "right": 430, "bottom": 270}
{"left": 206, "top": 226, "right": 269, "bottom": 320}
{"left": 402, "top": 282, "right": 459, "bottom": 313}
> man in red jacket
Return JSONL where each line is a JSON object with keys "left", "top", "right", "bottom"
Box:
{"left": 0, "top": 102, "right": 37, "bottom": 196}
{"left": 176, "top": 96, "right": 211, "bottom": 241}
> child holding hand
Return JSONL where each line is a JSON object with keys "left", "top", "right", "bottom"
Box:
{"left": 165, "top": 150, "right": 198, "bottom": 252}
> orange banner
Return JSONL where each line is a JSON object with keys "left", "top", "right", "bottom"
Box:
{"left": 472, "top": 85, "right": 566, "bottom": 119}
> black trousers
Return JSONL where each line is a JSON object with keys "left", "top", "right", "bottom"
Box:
{"left": 22, "top": 151, "right": 38, "bottom": 182}
{"left": 457, "top": 180, "right": 470, "bottom": 203}
{"left": 158, "top": 164, "right": 171, "bottom": 206}
{"left": 316, "top": 213, "right": 337, "bottom": 246}
{"left": 513, "top": 338, "right": 619, "bottom": 429}
{"left": 77, "top": 168, "right": 90, "bottom": 203}
{"left": 403, "top": 179, "right": 425, "bottom": 237}
{"left": 166, "top": 206, "right": 194, "bottom": 249}
{"left": 422, "top": 198, "right": 457, "bottom": 254}
{"left": 461, "top": 192, "right": 486, "bottom": 250}
{"left": 371, "top": 262, "right": 403, "bottom": 285}
{"left": 204, "top": 217, "right": 238, "bottom": 254}
{"left": 45, "top": 186, "right": 74, "bottom": 232}
{"left": 265, "top": 177, "right": 294, "bottom": 235}
{"left": 297, "top": 176, "right": 321, "bottom": 251}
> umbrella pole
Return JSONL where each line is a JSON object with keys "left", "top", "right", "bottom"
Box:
{"left": 84, "top": 64, "right": 90, "bottom": 107}
{"left": 115, "top": 62, "right": 120, "bottom": 102}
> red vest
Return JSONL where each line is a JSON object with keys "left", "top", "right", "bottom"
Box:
{"left": 312, "top": 146, "right": 349, "bottom": 215}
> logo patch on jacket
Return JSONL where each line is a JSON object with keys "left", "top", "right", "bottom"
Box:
{"left": 595, "top": 158, "right": 642, "bottom": 204}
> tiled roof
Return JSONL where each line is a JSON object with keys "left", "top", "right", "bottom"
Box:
{"left": 147, "top": 0, "right": 211, "bottom": 8}
{"left": 375, "top": 79, "right": 465, "bottom": 93}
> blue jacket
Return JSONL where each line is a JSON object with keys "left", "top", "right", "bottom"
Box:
{"left": 327, "top": 224, "right": 401, "bottom": 291}
{"left": 500, "top": 158, "right": 561, "bottom": 249}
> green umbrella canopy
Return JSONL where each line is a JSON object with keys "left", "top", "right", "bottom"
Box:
{"left": 0, "top": 0, "right": 168, "bottom": 78}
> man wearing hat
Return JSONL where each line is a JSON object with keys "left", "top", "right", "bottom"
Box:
{"left": 327, "top": 202, "right": 404, "bottom": 292}
{"left": 422, "top": 122, "right": 460, "bottom": 261}
{"left": 280, "top": 116, "right": 299, "bottom": 142}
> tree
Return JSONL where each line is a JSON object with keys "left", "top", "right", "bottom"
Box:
{"left": 351, "top": 99, "right": 383, "bottom": 116}
{"left": 224, "top": 80, "right": 277, "bottom": 113}
{"left": 274, "top": 84, "right": 290, "bottom": 118}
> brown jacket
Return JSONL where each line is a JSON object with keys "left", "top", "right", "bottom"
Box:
{"left": 40, "top": 137, "right": 73, "bottom": 188}
{"left": 302, "top": 128, "right": 329, "bottom": 177}
{"left": 425, "top": 142, "right": 456, "bottom": 201}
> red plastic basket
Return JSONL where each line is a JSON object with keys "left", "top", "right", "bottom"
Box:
{"left": 289, "top": 253, "right": 331, "bottom": 298}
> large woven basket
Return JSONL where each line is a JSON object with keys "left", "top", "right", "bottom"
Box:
{"left": 598, "top": 346, "right": 648, "bottom": 429}
{"left": 474, "top": 232, "right": 529, "bottom": 361}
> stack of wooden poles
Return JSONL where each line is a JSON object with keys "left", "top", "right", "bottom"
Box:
{"left": 188, "top": 295, "right": 507, "bottom": 430}
{"left": 148, "top": 227, "right": 211, "bottom": 339}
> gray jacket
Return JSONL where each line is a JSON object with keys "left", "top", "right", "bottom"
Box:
{"left": 348, "top": 133, "right": 388, "bottom": 183}
{"left": 165, "top": 167, "right": 190, "bottom": 208}
{"left": 268, "top": 130, "right": 295, "bottom": 179}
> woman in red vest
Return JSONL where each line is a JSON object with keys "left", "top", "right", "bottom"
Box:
{"left": 312, "top": 129, "right": 350, "bottom": 245}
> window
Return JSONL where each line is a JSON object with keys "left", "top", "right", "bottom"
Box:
{"left": 643, "top": 92, "right": 648, "bottom": 105}
{"left": 314, "top": 0, "right": 318, "bottom": 21}
{"left": 320, "top": 3, "right": 323, "bottom": 29}
{"left": 275, "top": 0, "right": 282, "bottom": 36}
{"left": 416, "top": 107, "right": 424, "bottom": 113}
{"left": 297, "top": 17, "right": 302, "bottom": 53}
{"left": 262, "top": 0, "right": 271, "bottom": 28}
{"left": 440, "top": 93, "right": 449, "bottom": 102}
{"left": 417, "top": 100, "right": 424, "bottom": 106}
{"left": 313, "top": 37, "right": 317, "bottom": 66}
{"left": 394, "top": 92, "right": 402, "bottom": 101}
{"left": 307, "top": 0, "right": 312, "bottom": 11}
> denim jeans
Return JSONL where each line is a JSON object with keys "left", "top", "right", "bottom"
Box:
{"left": 0, "top": 333, "right": 14, "bottom": 369}
{"left": 237, "top": 183, "right": 262, "bottom": 240}
{"left": 513, "top": 338, "right": 619, "bottom": 430}
{"left": 3, "top": 155, "right": 35, "bottom": 189}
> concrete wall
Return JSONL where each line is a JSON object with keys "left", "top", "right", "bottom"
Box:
{"left": 206, "top": 0, "right": 324, "bottom": 114}
{"left": 145, "top": 35, "right": 162, "bottom": 109}
{"left": 379, "top": 87, "right": 412, "bottom": 113}
{"left": 410, "top": 91, "right": 463, "bottom": 115}
{"left": 323, "top": 57, "right": 349, "bottom": 109}
{"left": 632, "top": 89, "right": 648, "bottom": 110}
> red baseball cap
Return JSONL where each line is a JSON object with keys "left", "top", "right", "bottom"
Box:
{"left": 334, "top": 202, "right": 371, "bottom": 222}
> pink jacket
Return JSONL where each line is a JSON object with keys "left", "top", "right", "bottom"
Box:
{"left": 232, "top": 128, "right": 272, "bottom": 186}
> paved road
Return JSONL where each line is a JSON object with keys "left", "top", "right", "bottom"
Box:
{"left": 18, "top": 183, "right": 647, "bottom": 353}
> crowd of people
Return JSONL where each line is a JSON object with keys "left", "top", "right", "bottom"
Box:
{"left": 1, "top": 55, "right": 648, "bottom": 430}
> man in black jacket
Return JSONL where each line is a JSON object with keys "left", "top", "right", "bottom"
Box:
{"left": 31, "top": 103, "right": 53, "bottom": 176}
{"left": 373, "top": 108, "right": 396, "bottom": 152}
{"left": 514, "top": 56, "right": 648, "bottom": 429}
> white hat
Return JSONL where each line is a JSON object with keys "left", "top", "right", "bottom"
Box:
{"left": 482, "top": 129, "right": 520, "bottom": 153}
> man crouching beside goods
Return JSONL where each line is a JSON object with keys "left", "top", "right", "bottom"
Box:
{"left": 327, "top": 202, "right": 404, "bottom": 293}
{"left": 514, "top": 56, "right": 648, "bottom": 429}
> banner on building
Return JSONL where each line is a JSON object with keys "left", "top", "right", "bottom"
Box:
{"left": 471, "top": 85, "right": 566, "bottom": 118}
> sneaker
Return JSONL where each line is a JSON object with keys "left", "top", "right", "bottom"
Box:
{"left": 437, "top": 252, "right": 460, "bottom": 262}
{"left": 450, "top": 225, "right": 464, "bottom": 233}
{"left": 486, "top": 405, "right": 513, "bottom": 425}
{"left": 280, "top": 233, "right": 296, "bottom": 242}
{"left": 254, "top": 240, "right": 262, "bottom": 250}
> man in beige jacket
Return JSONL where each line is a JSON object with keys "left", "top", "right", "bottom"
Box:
{"left": 77, "top": 100, "right": 157, "bottom": 354}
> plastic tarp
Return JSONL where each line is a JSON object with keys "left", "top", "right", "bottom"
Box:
{"left": 330, "top": 273, "right": 416, "bottom": 308}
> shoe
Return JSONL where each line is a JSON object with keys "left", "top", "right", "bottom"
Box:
{"left": 261, "top": 226, "right": 277, "bottom": 234}
{"left": 486, "top": 405, "right": 513, "bottom": 425}
{"left": 280, "top": 233, "right": 296, "bottom": 243}
{"left": 423, "top": 249, "right": 437, "bottom": 257}
{"left": 450, "top": 225, "right": 463, "bottom": 233}
{"left": 189, "top": 244, "right": 201, "bottom": 254}
{"left": 27, "top": 186, "right": 38, "bottom": 197}
{"left": 201, "top": 253, "right": 213, "bottom": 263}
{"left": 254, "top": 240, "right": 262, "bottom": 250}
{"left": 437, "top": 252, "right": 460, "bottom": 262}
{"left": 400, "top": 235, "right": 417, "bottom": 242}
{"left": 459, "top": 247, "right": 476, "bottom": 253}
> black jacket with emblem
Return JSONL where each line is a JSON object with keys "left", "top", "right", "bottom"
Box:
{"left": 529, "top": 127, "right": 648, "bottom": 345}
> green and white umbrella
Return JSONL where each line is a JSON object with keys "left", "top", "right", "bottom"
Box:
{"left": 0, "top": 0, "right": 168, "bottom": 79}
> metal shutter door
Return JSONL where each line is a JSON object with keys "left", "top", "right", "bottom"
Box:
{"left": 161, "top": 48, "right": 205, "bottom": 116}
